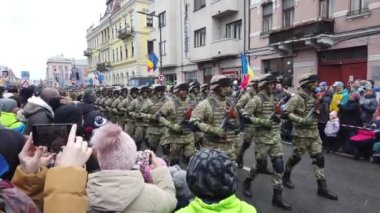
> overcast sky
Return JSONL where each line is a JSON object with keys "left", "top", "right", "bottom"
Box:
{"left": 0, "top": 0, "right": 105, "bottom": 80}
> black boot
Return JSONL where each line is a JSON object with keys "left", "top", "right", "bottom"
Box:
{"left": 283, "top": 170, "right": 294, "bottom": 189}
{"left": 242, "top": 178, "right": 253, "bottom": 198}
{"left": 256, "top": 159, "right": 273, "bottom": 175}
{"left": 236, "top": 154, "right": 244, "bottom": 168}
{"left": 317, "top": 179, "right": 338, "bottom": 200}
{"left": 272, "top": 188, "right": 292, "bottom": 211}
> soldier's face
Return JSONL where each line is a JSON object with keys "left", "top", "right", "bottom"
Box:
{"left": 193, "top": 87, "right": 200, "bottom": 94}
{"left": 113, "top": 93, "right": 118, "bottom": 98}
{"left": 178, "top": 90, "right": 188, "bottom": 99}
{"left": 122, "top": 92, "right": 128, "bottom": 98}
{"left": 202, "top": 89, "right": 209, "bottom": 95}
{"left": 264, "top": 83, "right": 274, "bottom": 94}
{"left": 217, "top": 85, "right": 229, "bottom": 97}
{"left": 142, "top": 91, "right": 149, "bottom": 98}
{"left": 156, "top": 91, "right": 163, "bottom": 98}
{"left": 131, "top": 92, "right": 138, "bottom": 98}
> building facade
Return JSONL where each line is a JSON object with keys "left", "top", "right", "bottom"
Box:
{"left": 249, "top": 0, "right": 380, "bottom": 87}
{"left": 85, "top": 0, "right": 156, "bottom": 86}
{"left": 46, "top": 55, "right": 87, "bottom": 88}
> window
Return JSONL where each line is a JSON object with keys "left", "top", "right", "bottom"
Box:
{"left": 147, "top": 41, "right": 154, "bottom": 54}
{"left": 147, "top": 15, "right": 153, "bottom": 27}
{"left": 131, "top": 42, "right": 135, "bottom": 57}
{"left": 194, "top": 28, "right": 206, "bottom": 47}
{"left": 350, "top": 0, "right": 368, "bottom": 13}
{"left": 319, "top": 0, "right": 329, "bottom": 18}
{"left": 159, "top": 11, "right": 166, "bottom": 28}
{"left": 226, "top": 20, "right": 242, "bottom": 39}
{"left": 184, "top": 71, "right": 197, "bottom": 82}
{"left": 111, "top": 28, "right": 114, "bottom": 38}
{"left": 194, "top": 0, "right": 206, "bottom": 11}
{"left": 116, "top": 49, "right": 119, "bottom": 61}
{"left": 263, "top": 57, "right": 293, "bottom": 87}
{"left": 262, "top": 3, "right": 273, "bottom": 34}
{"left": 160, "top": 41, "right": 167, "bottom": 55}
{"left": 203, "top": 67, "right": 213, "bottom": 83}
{"left": 283, "top": 0, "right": 294, "bottom": 27}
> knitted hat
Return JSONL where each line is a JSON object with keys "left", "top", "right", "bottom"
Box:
{"left": 350, "top": 92, "right": 360, "bottom": 101}
{"left": 169, "top": 165, "right": 193, "bottom": 200}
{"left": 186, "top": 149, "right": 238, "bottom": 202}
{"left": 90, "top": 123, "right": 137, "bottom": 170}
{"left": 0, "top": 98, "right": 17, "bottom": 112}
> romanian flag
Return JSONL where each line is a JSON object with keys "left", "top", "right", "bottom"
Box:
{"left": 147, "top": 52, "right": 159, "bottom": 72}
{"left": 239, "top": 52, "right": 254, "bottom": 89}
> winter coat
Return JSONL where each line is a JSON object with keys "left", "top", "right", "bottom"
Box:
{"left": 77, "top": 102, "right": 97, "bottom": 120}
{"left": 0, "top": 129, "right": 24, "bottom": 181}
{"left": 338, "top": 100, "right": 362, "bottom": 127}
{"left": 324, "top": 118, "right": 340, "bottom": 137}
{"left": 330, "top": 89, "right": 349, "bottom": 113}
{"left": 176, "top": 195, "right": 256, "bottom": 213}
{"left": 319, "top": 90, "right": 333, "bottom": 123}
{"left": 23, "top": 97, "right": 54, "bottom": 134}
{"left": 86, "top": 167, "right": 177, "bottom": 213}
{"left": 360, "top": 94, "right": 378, "bottom": 126}
{"left": 0, "top": 112, "right": 25, "bottom": 133}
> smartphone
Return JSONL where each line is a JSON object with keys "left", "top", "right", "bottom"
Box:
{"left": 135, "top": 151, "right": 152, "bottom": 167}
{"left": 32, "top": 124, "right": 73, "bottom": 153}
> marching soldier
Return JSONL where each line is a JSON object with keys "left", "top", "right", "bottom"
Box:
{"left": 94, "top": 89, "right": 102, "bottom": 108}
{"left": 283, "top": 73, "right": 338, "bottom": 200}
{"left": 98, "top": 89, "right": 109, "bottom": 113}
{"left": 117, "top": 88, "right": 129, "bottom": 130}
{"left": 190, "top": 75, "right": 240, "bottom": 160}
{"left": 120, "top": 87, "right": 139, "bottom": 135}
{"left": 104, "top": 88, "right": 115, "bottom": 120}
{"left": 241, "top": 74, "right": 292, "bottom": 210}
{"left": 236, "top": 79, "right": 259, "bottom": 168}
{"left": 127, "top": 86, "right": 151, "bottom": 150}
{"left": 199, "top": 83, "right": 209, "bottom": 101}
{"left": 188, "top": 81, "right": 203, "bottom": 149}
{"left": 110, "top": 88, "right": 122, "bottom": 124}
{"left": 145, "top": 84, "right": 167, "bottom": 153}
{"left": 158, "top": 83, "right": 195, "bottom": 165}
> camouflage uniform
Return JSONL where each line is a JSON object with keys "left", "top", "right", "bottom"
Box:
{"left": 241, "top": 74, "right": 292, "bottom": 210}
{"left": 159, "top": 83, "right": 195, "bottom": 165}
{"left": 145, "top": 84, "right": 167, "bottom": 153}
{"left": 110, "top": 89, "right": 122, "bottom": 124}
{"left": 128, "top": 86, "right": 151, "bottom": 150}
{"left": 199, "top": 83, "right": 210, "bottom": 101}
{"left": 98, "top": 90, "right": 109, "bottom": 113}
{"left": 123, "top": 88, "right": 139, "bottom": 136}
{"left": 283, "top": 73, "right": 338, "bottom": 200}
{"left": 117, "top": 88, "right": 129, "bottom": 131}
{"left": 190, "top": 75, "right": 240, "bottom": 161}
{"left": 104, "top": 89, "right": 115, "bottom": 120}
{"left": 188, "top": 81, "right": 203, "bottom": 150}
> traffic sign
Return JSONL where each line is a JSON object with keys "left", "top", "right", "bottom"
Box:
{"left": 22, "top": 80, "right": 29, "bottom": 88}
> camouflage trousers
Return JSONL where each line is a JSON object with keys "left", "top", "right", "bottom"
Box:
{"left": 290, "top": 136, "right": 324, "bottom": 180}
{"left": 126, "top": 121, "right": 136, "bottom": 137}
{"left": 203, "top": 136, "right": 239, "bottom": 161}
{"left": 168, "top": 132, "right": 195, "bottom": 161}
{"left": 194, "top": 131, "right": 204, "bottom": 150}
{"left": 236, "top": 125, "right": 255, "bottom": 157}
{"left": 146, "top": 126, "right": 166, "bottom": 151}
{"left": 134, "top": 125, "right": 148, "bottom": 151}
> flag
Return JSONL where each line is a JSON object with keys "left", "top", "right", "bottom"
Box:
{"left": 239, "top": 52, "right": 254, "bottom": 89}
{"left": 147, "top": 52, "right": 159, "bottom": 72}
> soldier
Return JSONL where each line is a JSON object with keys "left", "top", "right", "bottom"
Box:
{"left": 241, "top": 74, "right": 292, "bottom": 210}
{"left": 188, "top": 81, "right": 203, "bottom": 150}
{"left": 117, "top": 88, "right": 129, "bottom": 130}
{"left": 236, "top": 79, "right": 258, "bottom": 168}
{"left": 282, "top": 73, "right": 338, "bottom": 200}
{"left": 190, "top": 75, "right": 240, "bottom": 160}
{"left": 158, "top": 83, "right": 195, "bottom": 165}
{"left": 145, "top": 84, "right": 167, "bottom": 153}
{"left": 199, "top": 83, "right": 209, "bottom": 101}
{"left": 121, "top": 87, "right": 139, "bottom": 135}
{"left": 94, "top": 89, "right": 101, "bottom": 108}
{"left": 128, "top": 86, "right": 151, "bottom": 150}
{"left": 104, "top": 88, "right": 115, "bottom": 120}
{"left": 98, "top": 89, "right": 109, "bottom": 113}
{"left": 110, "top": 88, "right": 122, "bottom": 124}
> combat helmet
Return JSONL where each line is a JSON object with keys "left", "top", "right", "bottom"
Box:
{"left": 150, "top": 84, "right": 166, "bottom": 92}
{"left": 189, "top": 80, "right": 201, "bottom": 92}
{"left": 173, "top": 82, "right": 189, "bottom": 93}
{"left": 257, "top": 74, "right": 276, "bottom": 88}
{"left": 200, "top": 83, "right": 209, "bottom": 92}
{"left": 210, "top": 75, "right": 231, "bottom": 90}
{"left": 299, "top": 73, "right": 320, "bottom": 87}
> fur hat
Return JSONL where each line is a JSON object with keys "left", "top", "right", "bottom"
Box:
{"left": 90, "top": 123, "right": 137, "bottom": 170}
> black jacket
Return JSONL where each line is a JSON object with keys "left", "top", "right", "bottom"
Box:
{"left": 338, "top": 100, "right": 362, "bottom": 127}
{"left": 0, "top": 129, "right": 24, "bottom": 180}
{"left": 319, "top": 90, "right": 333, "bottom": 123}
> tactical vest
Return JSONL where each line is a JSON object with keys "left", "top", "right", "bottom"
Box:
{"left": 254, "top": 93, "right": 280, "bottom": 131}
{"left": 136, "top": 97, "right": 150, "bottom": 126}
{"left": 294, "top": 91, "right": 318, "bottom": 129}
{"left": 172, "top": 97, "right": 192, "bottom": 134}
{"left": 149, "top": 96, "right": 165, "bottom": 127}
{"left": 206, "top": 96, "right": 239, "bottom": 143}
{"left": 188, "top": 93, "right": 199, "bottom": 108}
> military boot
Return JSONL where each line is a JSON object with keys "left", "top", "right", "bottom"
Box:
{"left": 317, "top": 179, "right": 338, "bottom": 200}
{"left": 236, "top": 154, "right": 244, "bottom": 168}
{"left": 272, "top": 188, "right": 292, "bottom": 210}
{"left": 283, "top": 170, "right": 294, "bottom": 189}
{"left": 242, "top": 177, "right": 253, "bottom": 198}
{"left": 257, "top": 159, "right": 273, "bottom": 175}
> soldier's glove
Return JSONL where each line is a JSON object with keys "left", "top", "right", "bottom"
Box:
{"left": 258, "top": 119, "right": 273, "bottom": 128}
{"left": 242, "top": 114, "right": 253, "bottom": 124}
{"left": 300, "top": 117, "right": 313, "bottom": 126}
{"left": 158, "top": 116, "right": 171, "bottom": 126}
{"left": 206, "top": 126, "right": 225, "bottom": 138}
{"left": 169, "top": 123, "right": 183, "bottom": 133}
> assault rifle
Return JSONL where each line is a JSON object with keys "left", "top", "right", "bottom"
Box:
{"left": 219, "top": 90, "right": 243, "bottom": 129}
{"left": 267, "top": 96, "right": 288, "bottom": 124}
{"left": 306, "top": 91, "right": 325, "bottom": 118}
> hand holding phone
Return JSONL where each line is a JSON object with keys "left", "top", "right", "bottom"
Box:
{"left": 32, "top": 124, "right": 73, "bottom": 153}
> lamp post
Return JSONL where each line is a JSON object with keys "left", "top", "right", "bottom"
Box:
{"left": 137, "top": 11, "right": 163, "bottom": 72}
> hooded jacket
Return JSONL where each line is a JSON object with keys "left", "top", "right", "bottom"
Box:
{"left": 87, "top": 167, "right": 177, "bottom": 213}
{"left": 23, "top": 97, "right": 54, "bottom": 134}
{"left": 176, "top": 195, "right": 256, "bottom": 213}
{"left": 0, "top": 112, "right": 25, "bottom": 134}
{"left": 330, "top": 89, "right": 349, "bottom": 113}
{"left": 360, "top": 93, "right": 378, "bottom": 126}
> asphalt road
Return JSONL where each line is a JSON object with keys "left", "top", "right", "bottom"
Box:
{"left": 237, "top": 143, "right": 380, "bottom": 213}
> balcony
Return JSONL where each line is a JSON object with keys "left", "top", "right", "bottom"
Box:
{"left": 211, "top": 38, "right": 241, "bottom": 59}
{"left": 211, "top": 0, "right": 238, "bottom": 18}
{"left": 83, "top": 48, "right": 92, "bottom": 57}
{"left": 117, "top": 26, "right": 134, "bottom": 40}
{"left": 96, "top": 62, "right": 111, "bottom": 72}
{"left": 269, "top": 19, "right": 334, "bottom": 44}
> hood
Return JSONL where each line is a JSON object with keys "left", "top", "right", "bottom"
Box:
{"left": 0, "top": 112, "right": 18, "bottom": 127}
{"left": 87, "top": 170, "right": 145, "bottom": 212}
{"left": 23, "top": 97, "right": 54, "bottom": 118}
{"left": 187, "top": 195, "right": 248, "bottom": 213}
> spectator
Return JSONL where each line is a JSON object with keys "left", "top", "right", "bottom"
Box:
{"left": 3, "top": 85, "right": 18, "bottom": 98}
{"left": 0, "top": 98, "right": 25, "bottom": 133}
{"left": 318, "top": 84, "right": 334, "bottom": 147}
{"left": 87, "top": 123, "right": 177, "bottom": 213}
{"left": 0, "top": 128, "right": 24, "bottom": 181}
{"left": 338, "top": 92, "right": 362, "bottom": 154}
{"left": 77, "top": 89, "right": 97, "bottom": 120}
{"left": 176, "top": 149, "right": 256, "bottom": 213}
{"left": 0, "top": 86, "right": 4, "bottom": 98}
{"left": 360, "top": 85, "right": 378, "bottom": 127}
{"left": 330, "top": 81, "right": 349, "bottom": 113}
{"left": 23, "top": 88, "right": 60, "bottom": 134}
{"left": 350, "top": 80, "right": 361, "bottom": 93}
{"left": 19, "top": 87, "right": 34, "bottom": 108}
{"left": 274, "top": 82, "right": 288, "bottom": 101}
{"left": 83, "top": 110, "right": 107, "bottom": 141}
{"left": 324, "top": 111, "right": 340, "bottom": 153}
{"left": 169, "top": 165, "right": 194, "bottom": 210}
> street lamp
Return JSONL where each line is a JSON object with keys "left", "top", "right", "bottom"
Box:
{"left": 137, "top": 11, "right": 163, "bottom": 71}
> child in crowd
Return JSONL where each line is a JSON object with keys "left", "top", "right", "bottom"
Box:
{"left": 324, "top": 111, "right": 340, "bottom": 153}
{"left": 0, "top": 98, "right": 25, "bottom": 134}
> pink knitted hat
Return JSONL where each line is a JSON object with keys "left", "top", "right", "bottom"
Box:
{"left": 90, "top": 123, "right": 137, "bottom": 170}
